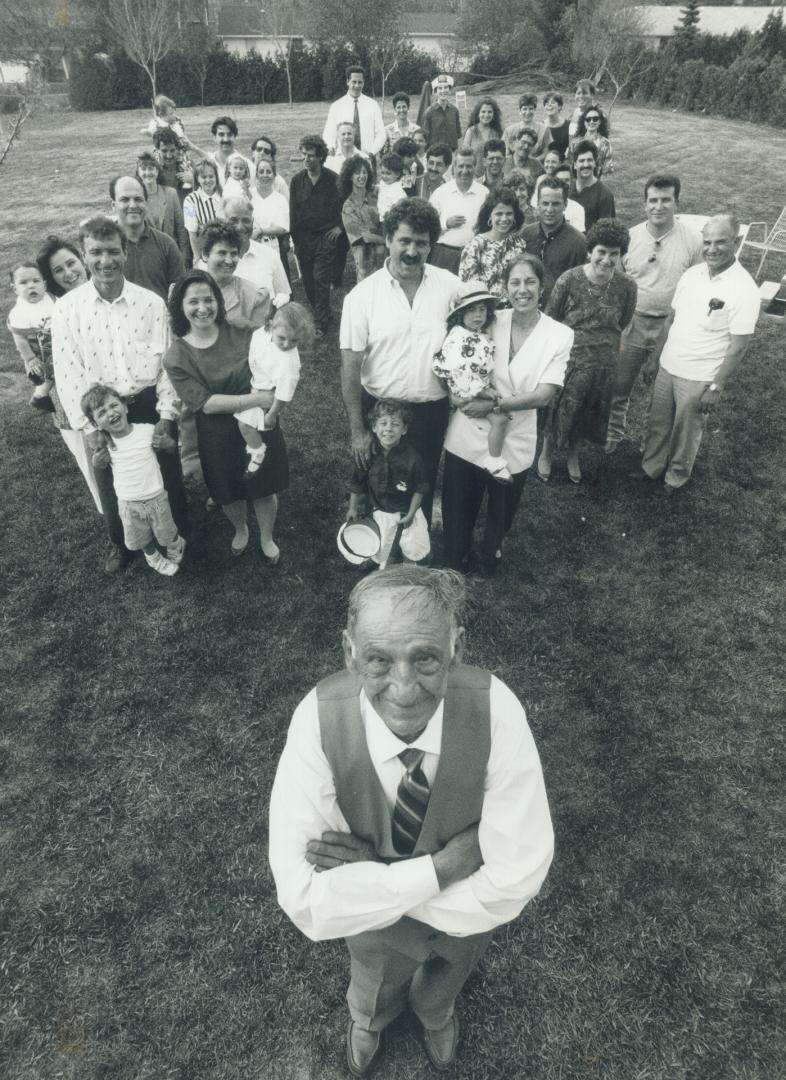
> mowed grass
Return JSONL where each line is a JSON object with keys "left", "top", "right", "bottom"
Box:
{"left": 1, "top": 94, "right": 785, "bottom": 1079}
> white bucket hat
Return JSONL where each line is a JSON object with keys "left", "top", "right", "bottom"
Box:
{"left": 337, "top": 517, "right": 381, "bottom": 565}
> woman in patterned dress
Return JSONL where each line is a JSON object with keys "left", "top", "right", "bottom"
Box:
{"left": 537, "top": 219, "right": 637, "bottom": 484}
{"left": 458, "top": 188, "right": 528, "bottom": 300}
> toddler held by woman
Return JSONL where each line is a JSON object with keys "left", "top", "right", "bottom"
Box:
{"left": 234, "top": 303, "right": 314, "bottom": 476}
{"left": 433, "top": 282, "right": 513, "bottom": 483}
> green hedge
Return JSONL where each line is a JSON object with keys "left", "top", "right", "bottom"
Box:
{"left": 69, "top": 42, "right": 439, "bottom": 111}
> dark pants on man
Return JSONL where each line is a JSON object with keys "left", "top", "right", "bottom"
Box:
{"left": 441, "top": 450, "right": 528, "bottom": 573}
{"left": 362, "top": 390, "right": 449, "bottom": 526}
{"left": 294, "top": 231, "right": 339, "bottom": 331}
{"left": 94, "top": 386, "right": 188, "bottom": 552}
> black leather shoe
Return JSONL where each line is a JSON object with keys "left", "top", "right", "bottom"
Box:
{"left": 346, "top": 1020, "right": 382, "bottom": 1077}
{"left": 422, "top": 1014, "right": 459, "bottom": 1071}
{"left": 104, "top": 545, "right": 132, "bottom": 574}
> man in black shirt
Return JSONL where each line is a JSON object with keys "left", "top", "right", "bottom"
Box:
{"left": 290, "top": 134, "right": 345, "bottom": 335}
{"left": 520, "top": 178, "right": 587, "bottom": 305}
{"left": 569, "top": 140, "right": 616, "bottom": 231}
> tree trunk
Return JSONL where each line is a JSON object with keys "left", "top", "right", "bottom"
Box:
{"left": 285, "top": 40, "right": 293, "bottom": 104}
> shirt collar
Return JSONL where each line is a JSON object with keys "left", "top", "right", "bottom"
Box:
{"left": 361, "top": 689, "right": 444, "bottom": 765}
{"left": 703, "top": 259, "right": 738, "bottom": 282}
{"left": 382, "top": 258, "right": 434, "bottom": 289}
{"left": 91, "top": 278, "right": 130, "bottom": 305}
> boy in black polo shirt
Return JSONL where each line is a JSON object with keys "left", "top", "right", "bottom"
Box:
{"left": 347, "top": 399, "right": 431, "bottom": 568}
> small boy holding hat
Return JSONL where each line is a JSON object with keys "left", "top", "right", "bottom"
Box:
{"left": 346, "top": 399, "right": 431, "bottom": 569}
{"left": 433, "top": 280, "right": 513, "bottom": 482}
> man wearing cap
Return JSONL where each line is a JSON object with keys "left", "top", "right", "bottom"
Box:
{"left": 422, "top": 74, "right": 462, "bottom": 151}
{"left": 340, "top": 198, "right": 459, "bottom": 525}
{"left": 269, "top": 564, "right": 554, "bottom": 1076}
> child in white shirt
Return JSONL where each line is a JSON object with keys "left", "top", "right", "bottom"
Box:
{"left": 376, "top": 153, "right": 407, "bottom": 219}
{"left": 433, "top": 282, "right": 513, "bottom": 483}
{"left": 234, "top": 303, "right": 315, "bottom": 475}
{"left": 7, "top": 262, "right": 56, "bottom": 412}
{"left": 222, "top": 153, "right": 253, "bottom": 201}
{"left": 81, "top": 384, "right": 186, "bottom": 577}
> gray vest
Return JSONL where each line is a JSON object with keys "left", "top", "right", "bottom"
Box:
{"left": 317, "top": 666, "right": 491, "bottom": 860}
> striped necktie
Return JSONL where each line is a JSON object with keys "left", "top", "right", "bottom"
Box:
{"left": 391, "top": 748, "right": 430, "bottom": 856}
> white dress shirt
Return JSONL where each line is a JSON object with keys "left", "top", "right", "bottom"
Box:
{"left": 322, "top": 93, "right": 387, "bottom": 155}
{"left": 269, "top": 676, "right": 554, "bottom": 942}
{"left": 340, "top": 261, "right": 459, "bottom": 402}
{"left": 661, "top": 260, "right": 760, "bottom": 383}
{"left": 325, "top": 147, "right": 370, "bottom": 177}
{"left": 430, "top": 180, "right": 489, "bottom": 249}
{"left": 235, "top": 239, "right": 291, "bottom": 309}
{"left": 52, "top": 279, "right": 175, "bottom": 433}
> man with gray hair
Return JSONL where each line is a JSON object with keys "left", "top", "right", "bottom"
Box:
{"left": 269, "top": 565, "right": 554, "bottom": 1075}
{"left": 637, "top": 212, "right": 759, "bottom": 493}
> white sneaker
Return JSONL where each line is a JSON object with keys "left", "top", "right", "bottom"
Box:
{"left": 167, "top": 536, "right": 186, "bottom": 564}
{"left": 145, "top": 551, "right": 179, "bottom": 576}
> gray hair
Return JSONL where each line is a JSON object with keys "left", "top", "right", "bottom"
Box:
{"left": 223, "top": 197, "right": 253, "bottom": 216}
{"left": 347, "top": 566, "right": 467, "bottom": 634}
{"left": 706, "top": 211, "right": 740, "bottom": 238}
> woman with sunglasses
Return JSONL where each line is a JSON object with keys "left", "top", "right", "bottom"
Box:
{"left": 568, "top": 107, "right": 613, "bottom": 177}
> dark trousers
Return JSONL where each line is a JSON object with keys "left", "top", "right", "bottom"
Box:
{"left": 277, "top": 235, "right": 292, "bottom": 288}
{"left": 294, "top": 232, "right": 338, "bottom": 330}
{"left": 332, "top": 230, "right": 350, "bottom": 287}
{"left": 95, "top": 386, "right": 188, "bottom": 551}
{"left": 428, "top": 243, "right": 462, "bottom": 275}
{"left": 362, "top": 390, "right": 449, "bottom": 526}
{"left": 441, "top": 450, "right": 528, "bottom": 572}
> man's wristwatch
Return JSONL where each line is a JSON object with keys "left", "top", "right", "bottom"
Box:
{"left": 709, "top": 382, "right": 721, "bottom": 393}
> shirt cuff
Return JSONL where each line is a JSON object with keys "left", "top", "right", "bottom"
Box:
{"left": 387, "top": 853, "right": 441, "bottom": 907}
{"left": 157, "top": 407, "right": 179, "bottom": 422}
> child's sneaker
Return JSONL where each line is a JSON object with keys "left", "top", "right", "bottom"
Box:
{"left": 145, "top": 550, "right": 179, "bottom": 576}
{"left": 244, "top": 444, "right": 267, "bottom": 477}
{"left": 167, "top": 535, "right": 186, "bottom": 564}
{"left": 484, "top": 456, "right": 513, "bottom": 484}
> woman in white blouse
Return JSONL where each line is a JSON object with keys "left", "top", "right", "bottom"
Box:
{"left": 251, "top": 157, "right": 291, "bottom": 286}
{"left": 441, "top": 254, "right": 574, "bottom": 575}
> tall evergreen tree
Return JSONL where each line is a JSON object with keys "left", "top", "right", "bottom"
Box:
{"left": 674, "top": 0, "right": 701, "bottom": 57}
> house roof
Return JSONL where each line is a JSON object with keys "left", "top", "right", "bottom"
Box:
{"left": 632, "top": 5, "right": 785, "bottom": 38}
{"left": 217, "top": 5, "right": 457, "bottom": 38}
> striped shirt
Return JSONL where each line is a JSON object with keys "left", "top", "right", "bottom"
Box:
{"left": 183, "top": 189, "right": 223, "bottom": 235}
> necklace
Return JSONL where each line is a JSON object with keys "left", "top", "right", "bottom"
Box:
{"left": 584, "top": 267, "right": 613, "bottom": 301}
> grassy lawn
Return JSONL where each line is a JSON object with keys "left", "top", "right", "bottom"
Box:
{"left": 2, "top": 93, "right": 785, "bottom": 1079}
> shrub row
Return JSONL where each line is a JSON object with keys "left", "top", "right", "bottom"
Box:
{"left": 69, "top": 42, "right": 440, "bottom": 111}
{"left": 622, "top": 44, "right": 786, "bottom": 128}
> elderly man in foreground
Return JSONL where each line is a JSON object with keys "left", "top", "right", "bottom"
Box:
{"left": 269, "top": 566, "right": 554, "bottom": 1076}
{"left": 638, "top": 212, "right": 760, "bottom": 493}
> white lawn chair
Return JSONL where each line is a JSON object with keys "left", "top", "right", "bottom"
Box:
{"left": 736, "top": 207, "right": 786, "bottom": 279}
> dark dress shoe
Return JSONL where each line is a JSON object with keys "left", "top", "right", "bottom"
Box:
{"left": 422, "top": 1014, "right": 459, "bottom": 1071}
{"left": 346, "top": 1020, "right": 381, "bottom": 1077}
{"left": 104, "top": 545, "right": 132, "bottom": 574}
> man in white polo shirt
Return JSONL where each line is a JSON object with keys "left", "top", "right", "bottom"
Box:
{"left": 428, "top": 149, "right": 487, "bottom": 275}
{"left": 605, "top": 173, "right": 703, "bottom": 453}
{"left": 340, "top": 198, "right": 459, "bottom": 524}
{"left": 638, "top": 212, "right": 759, "bottom": 493}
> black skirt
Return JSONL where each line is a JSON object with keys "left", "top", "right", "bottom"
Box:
{"left": 195, "top": 411, "right": 289, "bottom": 504}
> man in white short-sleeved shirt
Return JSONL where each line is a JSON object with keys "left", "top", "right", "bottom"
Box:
{"left": 428, "top": 149, "right": 487, "bottom": 275}
{"left": 605, "top": 173, "right": 703, "bottom": 452}
{"left": 639, "top": 213, "right": 759, "bottom": 492}
{"left": 269, "top": 566, "right": 553, "bottom": 1076}
{"left": 340, "top": 198, "right": 459, "bottom": 524}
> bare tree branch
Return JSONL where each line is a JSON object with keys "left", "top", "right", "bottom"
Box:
{"left": 104, "top": 0, "right": 179, "bottom": 101}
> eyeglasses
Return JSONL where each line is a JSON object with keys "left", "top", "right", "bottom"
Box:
{"left": 647, "top": 238, "right": 662, "bottom": 263}
{"left": 585, "top": 116, "right": 601, "bottom": 123}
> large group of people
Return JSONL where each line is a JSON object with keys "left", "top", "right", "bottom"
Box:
{"left": 7, "top": 68, "right": 760, "bottom": 586}
{"left": 4, "top": 64, "right": 764, "bottom": 1076}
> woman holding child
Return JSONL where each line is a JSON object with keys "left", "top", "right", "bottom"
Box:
{"left": 163, "top": 270, "right": 290, "bottom": 563}
{"left": 441, "top": 254, "right": 574, "bottom": 575}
